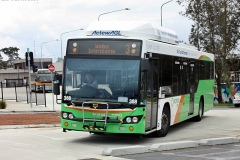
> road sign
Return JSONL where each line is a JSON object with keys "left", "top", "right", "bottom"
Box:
{"left": 48, "top": 64, "right": 55, "bottom": 72}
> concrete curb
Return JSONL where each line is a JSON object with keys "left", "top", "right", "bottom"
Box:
{"left": 150, "top": 141, "right": 198, "bottom": 151}
{"left": 0, "top": 124, "right": 61, "bottom": 130}
{"left": 102, "top": 137, "right": 240, "bottom": 156}
{"left": 102, "top": 145, "right": 149, "bottom": 156}
{"left": 198, "top": 137, "right": 240, "bottom": 146}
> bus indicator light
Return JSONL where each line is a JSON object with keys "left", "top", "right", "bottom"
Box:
{"left": 131, "top": 49, "right": 136, "bottom": 54}
{"left": 73, "top": 48, "right": 77, "bottom": 53}
{"left": 73, "top": 42, "right": 77, "bottom": 47}
{"left": 129, "top": 126, "right": 134, "bottom": 131}
{"left": 64, "top": 122, "right": 69, "bottom": 127}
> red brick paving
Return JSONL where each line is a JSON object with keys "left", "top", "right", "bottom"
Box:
{"left": 0, "top": 113, "right": 60, "bottom": 125}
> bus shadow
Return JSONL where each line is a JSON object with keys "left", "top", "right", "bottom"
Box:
{"left": 68, "top": 116, "right": 213, "bottom": 145}
{"left": 69, "top": 133, "right": 149, "bottom": 145}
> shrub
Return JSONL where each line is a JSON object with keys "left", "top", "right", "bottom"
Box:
{"left": 0, "top": 100, "right": 7, "bottom": 109}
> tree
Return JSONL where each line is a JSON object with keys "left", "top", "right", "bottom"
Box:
{"left": 0, "top": 53, "right": 7, "bottom": 69}
{"left": 0, "top": 60, "right": 7, "bottom": 69}
{"left": 177, "top": 0, "right": 240, "bottom": 103}
{"left": 0, "top": 47, "right": 21, "bottom": 68}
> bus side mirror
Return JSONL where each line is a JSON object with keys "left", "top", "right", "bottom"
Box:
{"left": 53, "top": 80, "right": 60, "bottom": 95}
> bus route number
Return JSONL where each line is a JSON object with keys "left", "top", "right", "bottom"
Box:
{"left": 64, "top": 96, "right": 71, "bottom": 101}
{"left": 129, "top": 99, "right": 137, "bottom": 105}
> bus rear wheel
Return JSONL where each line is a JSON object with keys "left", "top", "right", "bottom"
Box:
{"left": 154, "top": 107, "right": 170, "bottom": 137}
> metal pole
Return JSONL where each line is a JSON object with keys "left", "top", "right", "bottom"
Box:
{"left": 15, "top": 82, "right": 17, "bottom": 102}
{"left": 161, "top": 0, "right": 173, "bottom": 26}
{"left": 60, "top": 29, "right": 83, "bottom": 59}
{"left": 60, "top": 34, "right": 63, "bottom": 60}
{"left": 41, "top": 43, "right": 43, "bottom": 69}
{"left": 51, "top": 72, "right": 55, "bottom": 111}
{"left": 1, "top": 82, "right": 3, "bottom": 100}
{"left": 27, "top": 48, "right": 32, "bottom": 108}
{"left": 98, "top": 8, "right": 130, "bottom": 21}
{"left": 41, "top": 39, "right": 58, "bottom": 69}
{"left": 44, "top": 84, "right": 46, "bottom": 107}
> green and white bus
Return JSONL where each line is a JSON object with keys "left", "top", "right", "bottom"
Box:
{"left": 54, "top": 21, "right": 214, "bottom": 137}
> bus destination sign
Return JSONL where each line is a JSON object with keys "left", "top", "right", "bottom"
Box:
{"left": 67, "top": 40, "right": 142, "bottom": 56}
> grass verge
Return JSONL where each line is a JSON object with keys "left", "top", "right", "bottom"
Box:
{"left": 214, "top": 103, "right": 234, "bottom": 107}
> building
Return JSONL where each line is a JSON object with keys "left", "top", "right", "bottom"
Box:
{"left": 0, "top": 58, "right": 63, "bottom": 86}
{"left": 13, "top": 58, "right": 52, "bottom": 70}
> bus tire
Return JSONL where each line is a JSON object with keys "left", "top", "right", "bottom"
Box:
{"left": 90, "top": 132, "right": 105, "bottom": 135}
{"left": 234, "top": 104, "right": 240, "bottom": 107}
{"left": 194, "top": 99, "right": 203, "bottom": 122}
{"left": 154, "top": 107, "right": 170, "bottom": 137}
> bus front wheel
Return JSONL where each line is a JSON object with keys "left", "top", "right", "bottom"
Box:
{"left": 154, "top": 107, "right": 170, "bottom": 137}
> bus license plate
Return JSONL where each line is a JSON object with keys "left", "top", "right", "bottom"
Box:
{"left": 119, "top": 126, "right": 125, "bottom": 131}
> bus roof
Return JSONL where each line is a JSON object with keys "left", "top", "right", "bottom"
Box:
{"left": 86, "top": 21, "right": 179, "bottom": 45}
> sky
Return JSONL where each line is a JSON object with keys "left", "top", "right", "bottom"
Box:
{"left": 0, "top": 0, "right": 192, "bottom": 62}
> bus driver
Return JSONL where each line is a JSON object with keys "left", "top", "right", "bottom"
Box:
{"left": 83, "top": 72, "right": 98, "bottom": 89}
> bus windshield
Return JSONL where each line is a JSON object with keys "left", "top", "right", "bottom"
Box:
{"left": 37, "top": 74, "right": 53, "bottom": 82}
{"left": 63, "top": 58, "right": 140, "bottom": 104}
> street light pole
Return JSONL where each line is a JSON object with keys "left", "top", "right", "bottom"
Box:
{"left": 98, "top": 8, "right": 130, "bottom": 21}
{"left": 161, "top": 0, "right": 173, "bottom": 26}
{"left": 60, "top": 29, "right": 84, "bottom": 60}
{"left": 41, "top": 39, "right": 58, "bottom": 69}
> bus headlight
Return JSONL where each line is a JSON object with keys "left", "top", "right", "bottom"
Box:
{"left": 122, "top": 115, "right": 143, "bottom": 124}
{"left": 68, "top": 114, "right": 74, "bottom": 119}
{"left": 132, "top": 117, "right": 138, "bottom": 123}
{"left": 62, "top": 112, "right": 68, "bottom": 119}
{"left": 126, "top": 117, "right": 132, "bottom": 123}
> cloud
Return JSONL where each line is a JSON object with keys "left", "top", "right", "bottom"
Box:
{"left": 0, "top": 0, "right": 192, "bottom": 61}
{"left": 0, "top": 36, "right": 25, "bottom": 59}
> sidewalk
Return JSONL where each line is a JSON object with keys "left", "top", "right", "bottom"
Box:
{"left": 0, "top": 100, "right": 59, "bottom": 113}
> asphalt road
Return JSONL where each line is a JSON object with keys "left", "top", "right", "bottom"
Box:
{"left": 118, "top": 142, "right": 240, "bottom": 160}
{"left": 0, "top": 107, "right": 240, "bottom": 160}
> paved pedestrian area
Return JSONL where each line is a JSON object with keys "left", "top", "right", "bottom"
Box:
{"left": 0, "top": 100, "right": 59, "bottom": 113}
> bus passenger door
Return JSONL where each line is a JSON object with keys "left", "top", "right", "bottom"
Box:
{"left": 189, "top": 61, "right": 195, "bottom": 115}
{"left": 145, "top": 58, "right": 159, "bottom": 131}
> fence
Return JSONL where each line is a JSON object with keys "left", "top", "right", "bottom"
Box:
{"left": 6, "top": 79, "right": 24, "bottom": 87}
{"left": 0, "top": 82, "right": 46, "bottom": 107}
